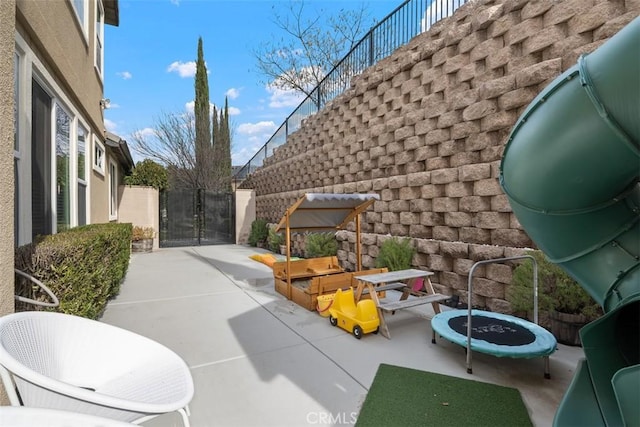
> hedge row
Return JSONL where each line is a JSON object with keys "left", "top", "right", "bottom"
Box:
{"left": 14, "top": 223, "right": 132, "bottom": 319}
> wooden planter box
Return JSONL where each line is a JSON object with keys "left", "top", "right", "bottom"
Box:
{"left": 550, "top": 310, "right": 588, "bottom": 346}
{"left": 273, "top": 257, "right": 387, "bottom": 311}
{"left": 131, "top": 239, "right": 153, "bottom": 253}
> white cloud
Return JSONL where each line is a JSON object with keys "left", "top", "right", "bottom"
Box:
{"left": 232, "top": 145, "right": 260, "bottom": 165}
{"left": 116, "top": 71, "right": 132, "bottom": 80}
{"left": 136, "top": 127, "right": 156, "bottom": 138}
{"left": 228, "top": 106, "right": 241, "bottom": 116}
{"left": 184, "top": 100, "right": 216, "bottom": 115}
{"left": 167, "top": 61, "right": 198, "bottom": 78}
{"left": 237, "top": 121, "right": 277, "bottom": 136}
{"left": 266, "top": 83, "right": 305, "bottom": 109}
{"left": 226, "top": 88, "right": 241, "bottom": 99}
{"left": 104, "top": 118, "right": 117, "bottom": 132}
{"left": 170, "top": 0, "right": 180, "bottom": 5}
{"left": 422, "top": 0, "right": 461, "bottom": 31}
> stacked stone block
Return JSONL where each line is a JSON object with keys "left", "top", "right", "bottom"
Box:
{"left": 243, "top": 0, "right": 639, "bottom": 312}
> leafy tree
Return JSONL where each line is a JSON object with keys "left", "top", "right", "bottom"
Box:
{"left": 252, "top": 0, "right": 373, "bottom": 100}
{"left": 130, "top": 111, "right": 200, "bottom": 189}
{"left": 124, "top": 159, "right": 168, "bottom": 191}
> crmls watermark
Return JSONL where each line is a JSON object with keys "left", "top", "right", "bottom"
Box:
{"left": 306, "top": 411, "right": 358, "bottom": 425}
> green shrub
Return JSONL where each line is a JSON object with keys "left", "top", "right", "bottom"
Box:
{"left": 124, "top": 159, "right": 168, "bottom": 191}
{"left": 305, "top": 232, "right": 338, "bottom": 258}
{"left": 268, "top": 227, "right": 285, "bottom": 253}
{"left": 508, "top": 250, "right": 602, "bottom": 320}
{"left": 248, "top": 218, "right": 269, "bottom": 247}
{"left": 14, "top": 223, "right": 132, "bottom": 319}
{"left": 375, "top": 237, "right": 415, "bottom": 271}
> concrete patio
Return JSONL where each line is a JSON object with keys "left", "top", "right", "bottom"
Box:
{"left": 100, "top": 245, "right": 584, "bottom": 427}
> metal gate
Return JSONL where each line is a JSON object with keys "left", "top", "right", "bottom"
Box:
{"left": 159, "top": 189, "right": 235, "bottom": 247}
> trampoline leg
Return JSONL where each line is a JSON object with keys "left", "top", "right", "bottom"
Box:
{"left": 543, "top": 356, "right": 551, "bottom": 379}
{"left": 431, "top": 329, "right": 436, "bottom": 344}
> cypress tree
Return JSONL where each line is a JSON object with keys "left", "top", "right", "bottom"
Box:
{"left": 212, "top": 98, "right": 232, "bottom": 192}
{"left": 194, "top": 37, "right": 212, "bottom": 189}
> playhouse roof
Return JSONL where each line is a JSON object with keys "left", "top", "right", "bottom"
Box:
{"left": 275, "top": 193, "right": 379, "bottom": 232}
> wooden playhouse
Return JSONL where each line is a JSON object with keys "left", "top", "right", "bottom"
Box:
{"left": 272, "top": 193, "right": 386, "bottom": 311}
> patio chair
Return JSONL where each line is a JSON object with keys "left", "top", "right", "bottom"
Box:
{"left": 0, "top": 311, "right": 194, "bottom": 426}
{"left": 0, "top": 406, "right": 137, "bottom": 426}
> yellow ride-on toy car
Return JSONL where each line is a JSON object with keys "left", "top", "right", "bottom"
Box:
{"left": 328, "top": 288, "right": 380, "bottom": 339}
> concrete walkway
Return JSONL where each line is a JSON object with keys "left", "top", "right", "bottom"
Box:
{"left": 100, "top": 245, "right": 584, "bottom": 427}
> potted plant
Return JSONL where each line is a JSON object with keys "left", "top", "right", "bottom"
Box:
{"left": 248, "top": 219, "right": 269, "bottom": 248}
{"left": 375, "top": 237, "right": 415, "bottom": 271}
{"left": 305, "top": 232, "right": 338, "bottom": 258}
{"left": 508, "top": 250, "right": 602, "bottom": 346}
{"left": 267, "top": 227, "right": 286, "bottom": 254}
{"left": 131, "top": 226, "right": 155, "bottom": 253}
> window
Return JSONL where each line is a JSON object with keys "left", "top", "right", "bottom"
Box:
{"left": 15, "top": 32, "right": 95, "bottom": 244}
{"left": 109, "top": 158, "right": 118, "bottom": 220}
{"left": 77, "top": 123, "right": 88, "bottom": 225}
{"left": 55, "top": 103, "right": 71, "bottom": 232}
{"left": 71, "top": 0, "right": 88, "bottom": 35}
{"left": 95, "top": 0, "right": 104, "bottom": 76}
{"left": 14, "top": 52, "right": 20, "bottom": 245}
{"left": 13, "top": 53, "right": 19, "bottom": 152}
{"left": 94, "top": 137, "right": 105, "bottom": 175}
{"left": 31, "top": 79, "right": 53, "bottom": 239}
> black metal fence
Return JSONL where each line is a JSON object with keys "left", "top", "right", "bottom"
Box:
{"left": 159, "top": 189, "right": 235, "bottom": 247}
{"left": 233, "top": 0, "right": 468, "bottom": 184}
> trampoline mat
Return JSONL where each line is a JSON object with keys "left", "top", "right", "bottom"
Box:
{"left": 448, "top": 315, "right": 536, "bottom": 346}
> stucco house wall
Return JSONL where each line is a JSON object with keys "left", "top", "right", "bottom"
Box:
{"left": 0, "top": 0, "right": 15, "bottom": 406}
{"left": 0, "top": 2, "right": 15, "bottom": 319}
{"left": 118, "top": 186, "right": 160, "bottom": 249}
{"left": 242, "top": 0, "right": 639, "bottom": 311}
{"left": 16, "top": 0, "right": 105, "bottom": 132}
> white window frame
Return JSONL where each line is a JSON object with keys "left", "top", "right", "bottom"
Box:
{"left": 53, "top": 101, "right": 74, "bottom": 233}
{"left": 94, "top": 0, "right": 105, "bottom": 78}
{"left": 14, "top": 50, "right": 23, "bottom": 246}
{"left": 14, "top": 40, "right": 31, "bottom": 246}
{"left": 70, "top": 0, "right": 89, "bottom": 39}
{"left": 77, "top": 121, "right": 89, "bottom": 225}
{"left": 93, "top": 136, "right": 105, "bottom": 175}
{"left": 108, "top": 157, "right": 118, "bottom": 221}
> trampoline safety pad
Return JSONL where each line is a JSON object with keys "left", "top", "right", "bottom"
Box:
{"left": 432, "top": 309, "right": 557, "bottom": 358}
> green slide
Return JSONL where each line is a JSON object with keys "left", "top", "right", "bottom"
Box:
{"left": 499, "top": 17, "right": 640, "bottom": 427}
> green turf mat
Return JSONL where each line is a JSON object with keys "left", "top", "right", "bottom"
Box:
{"left": 356, "top": 364, "right": 532, "bottom": 427}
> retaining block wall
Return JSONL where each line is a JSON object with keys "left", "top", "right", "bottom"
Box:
{"left": 242, "top": 0, "right": 639, "bottom": 311}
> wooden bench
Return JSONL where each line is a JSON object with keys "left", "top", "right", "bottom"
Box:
{"left": 360, "top": 282, "right": 407, "bottom": 294}
{"left": 378, "top": 293, "right": 450, "bottom": 312}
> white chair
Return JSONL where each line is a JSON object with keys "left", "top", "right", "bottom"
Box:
{"left": 0, "top": 311, "right": 194, "bottom": 426}
{"left": 0, "top": 406, "right": 137, "bottom": 427}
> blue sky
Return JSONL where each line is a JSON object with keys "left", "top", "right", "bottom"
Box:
{"left": 103, "top": 0, "right": 403, "bottom": 166}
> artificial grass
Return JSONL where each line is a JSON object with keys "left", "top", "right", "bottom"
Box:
{"left": 356, "top": 364, "right": 533, "bottom": 427}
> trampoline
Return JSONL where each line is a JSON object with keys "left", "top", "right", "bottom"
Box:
{"left": 431, "top": 256, "right": 557, "bottom": 378}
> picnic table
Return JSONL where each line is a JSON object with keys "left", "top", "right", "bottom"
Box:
{"left": 354, "top": 269, "right": 449, "bottom": 339}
